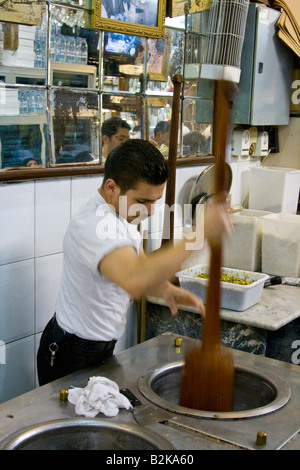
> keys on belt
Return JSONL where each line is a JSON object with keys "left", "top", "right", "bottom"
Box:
{"left": 49, "top": 342, "right": 58, "bottom": 367}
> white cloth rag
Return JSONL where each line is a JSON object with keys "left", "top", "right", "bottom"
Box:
{"left": 283, "top": 277, "right": 300, "bottom": 287}
{"left": 67, "top": 376, "right": 132, "bottom": 418}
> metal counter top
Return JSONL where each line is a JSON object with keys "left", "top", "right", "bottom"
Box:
{"left": 0, "top": 333, "right": 299, "bottom": 450}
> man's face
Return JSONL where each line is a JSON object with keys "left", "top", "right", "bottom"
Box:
{"left": 103, "top": 127, "right": 130, "bottom": 157}
{"left": 114, "top": 180, "right": 166, "bottom": 223}
{"left": 155, "top": 130, "right": 170, "bottom": 146}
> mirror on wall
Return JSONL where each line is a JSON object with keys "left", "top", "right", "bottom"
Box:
{"left": 0, "top": 87, "right": 47, "bottom": 169}
{"left": 50, "top": 89, "right": 99, "bottom": 165}
{"left": 0, "top": 5, "right": 213, "bottom": 181}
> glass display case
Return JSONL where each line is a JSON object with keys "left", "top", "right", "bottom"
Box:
{"left": 0, "top": 4, "right": 214, "bottom": 182}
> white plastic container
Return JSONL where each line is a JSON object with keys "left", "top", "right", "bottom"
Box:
{"left": 261, "top": 213, "right": 300, "bottom": 277}
{"left": 223, "top": 209, "right": 272, "bottom": 271}
{"left": 249, "top": 166, "right": 300, "bottom": 214}
{"left": 176, "top": 265, "right": 269, "bottom": 312}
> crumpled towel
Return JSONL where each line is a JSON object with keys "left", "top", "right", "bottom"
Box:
{"left": 67, "top": 376, "right": 132, "bottom": 418}
{"left": 283, "top": 277, "right": 300, "bottom": 287}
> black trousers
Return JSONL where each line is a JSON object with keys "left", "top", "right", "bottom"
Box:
{"left": 37, "top": 316, "right": 116, "bottom": 386}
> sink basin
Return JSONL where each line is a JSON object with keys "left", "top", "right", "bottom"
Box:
{"left": 0, "top": 418, "right": 174, "bottom": 450}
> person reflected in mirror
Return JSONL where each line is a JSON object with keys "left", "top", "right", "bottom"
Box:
{"left": 101, "top": 117, "right": 131, "bottom": 163}
{"left": 131, "top": 125, "right": 141, "bottom": 139}
{"left": 183, "top": 131, "right": 211, "bottom": 156}
{"left": 150, "top": 120, "right": 171, "bottom": 158}
{"left": 101, "top": 0, "right": 131, "bottom": 20}
{"left": 37, "top": 139, "right": 231, "bottom": 386}
{"left": 23, "top": 157, "right": 39, "bottom": 168}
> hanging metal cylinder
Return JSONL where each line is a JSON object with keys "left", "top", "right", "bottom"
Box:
{"left": 201, "top": 0, "right": 250, "bottom": 82}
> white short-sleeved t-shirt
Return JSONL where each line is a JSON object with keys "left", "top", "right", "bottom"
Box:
{"left": 55, "top": 192, "right": 142, "bottom": 341}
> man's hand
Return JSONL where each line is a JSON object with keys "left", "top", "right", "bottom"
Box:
{"left": 162, "top": 283, "right": 205, "bottom": 317}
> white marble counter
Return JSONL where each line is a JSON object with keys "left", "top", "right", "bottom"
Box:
{"left": 147, "top": 284, "right": 300, "bottom": 332}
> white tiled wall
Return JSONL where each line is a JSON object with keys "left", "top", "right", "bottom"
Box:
{"left": 0, "top": 161, "right": 255, "bottom": 403}
{"left": 0, "top": 175, "right": 103, "bottom": 403}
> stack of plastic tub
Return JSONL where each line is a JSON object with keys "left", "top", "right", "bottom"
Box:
{"left": 261, "top": 213, "right": 300, "bottom": 277}
{"left": 249, "top": 166, "right": 300, "bottom": 214}
{"left": 223, "top": 209, "right": 272, "bottom": 272}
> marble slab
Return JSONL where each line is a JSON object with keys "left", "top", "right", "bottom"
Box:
{"left": 147, "top": 284, "right": 300, "bottom": 331}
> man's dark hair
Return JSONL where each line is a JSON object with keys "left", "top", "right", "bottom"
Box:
{"left": 154, "top": 120, "right": 171, "bottom": 137}
{"left": 103, "top": 139, "right": 169, "bottom": 193}
{"left": 101, "top": 117, "right": 131, "bottom": 138}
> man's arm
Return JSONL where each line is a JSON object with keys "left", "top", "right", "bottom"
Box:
{"left": 98, "top": 198, "right": 230, "bottom": 313}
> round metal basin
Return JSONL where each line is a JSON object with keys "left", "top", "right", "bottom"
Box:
{"left": 0, "top": 418, "right": 174, "bottom": 450}
{"left": 138, "top": 361, "right": 291, "bottom": 420}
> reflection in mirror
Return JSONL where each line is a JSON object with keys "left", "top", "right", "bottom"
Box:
{"left": 183, "top": 98, "right": 212, "bottom": 156}
{"left": 0, "top": 87, "right": 47, "bottom": 169}
{"left": 50, "top": 89, "right": 99, "bottom": 165}
{"left": 101, "top": 94, "right": 142, "bottom": 161}
{"left": 0, "top": 18, "right": 46, "bottom": 86}
{"left": 147, "top": 31, "right": 171, "bottom": 83}
{"left": 50, "top": 4, "right": 99, "bottom": 87}
{"left": 147, "top": 28, "right": 184, "bottom": 92}
{"left": 0, "top": 2, "right": 216, "bottom": 181}
{"left": 165, "top": 15, "right": 185, "bottom": 29}
{"left": 102, "top": 31, "right": 145, "bottom": 92}
{"left": 146, "top": 96, "right": 172, "bottom": 158}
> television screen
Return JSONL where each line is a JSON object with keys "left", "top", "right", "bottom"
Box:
{"left": 104, "top": 32, "right": 138, "bottom": 56}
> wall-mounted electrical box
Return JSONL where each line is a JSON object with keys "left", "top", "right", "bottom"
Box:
{"left": 231, "top": 128, "right": 251, "bottom": 157}
{"left": 253, "top": 130, "right": 269, "bottom": 157}
{"left": 232, "top": 3, "right": 294, "bottom": 126}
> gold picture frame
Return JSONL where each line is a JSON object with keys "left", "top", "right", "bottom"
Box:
{"left": 92, "top": 0, "right": 167, "bottom": 39}
{"left": 0, "top": 0, "right": 43, "bottom": 26}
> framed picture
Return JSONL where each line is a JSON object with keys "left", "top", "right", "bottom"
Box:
{"left": 92, "top": 0, "right": 167, "bottom": 39}
{"left": 0, "top": 0, "right": 43, "bottom": 26}
{"left": 147, "top": 30, "right": 171, "bottom": 81}
{"left": 167, "top": 0, "right": 211, "bottom": 17}
{"left": 103, "top": 31, "right": 145, "bottom": 77}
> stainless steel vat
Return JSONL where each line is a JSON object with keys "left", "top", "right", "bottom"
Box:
{"left": 0, "top": 418, "right": 175, "bottom": 450}
{"left": 138, "top": 360, "right": 291, "bottom": 419}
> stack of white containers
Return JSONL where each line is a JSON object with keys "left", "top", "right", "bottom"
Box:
{"left": 249, "top": 167, "right": 300, "bottom": 214}
{"left": 250, "top": 166, "right": 300, "bottom": 277}
{"left": 261, "top": 213, "right": 300, "bottom": 277}
{"left": 223, "top": 166, "right": 300, "bottom": 278}
{"left": 223, "top": 209, "right": 272, "bottom": 272}
{"left": 0, "top": 24, "right": 37, "bottom": 116}
{"left": 2, "top": 25, "right": 36, "bottom": 69}
{"left": 0, "top": 88, "right": 19, "bottom": 115}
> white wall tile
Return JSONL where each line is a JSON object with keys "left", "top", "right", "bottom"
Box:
{"left": 71, "top": 175, "right": 103, "bottom": 216}
{"left": 35, "top": 253, "right": 63, "bottom": 333}
{"left": 0, "top": 182, "right": 34, "bottom": 265}
{"left": 35, "top": 179, "right": 71, "bottom": 257}
{"left": 0, "top": 336, "right": 34, "bottom": 404}
{"left": 0, "top": 260, "right": 34, "bottom": 343}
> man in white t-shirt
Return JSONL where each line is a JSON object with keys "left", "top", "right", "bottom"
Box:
{"left": 37, "top": 139, "right": 230, "bottom": 385}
